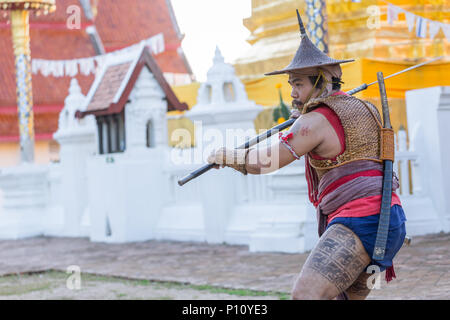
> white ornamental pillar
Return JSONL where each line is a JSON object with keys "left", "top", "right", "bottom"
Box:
{"left": 185, "top": 47, "right": 263, "bottom": 243}
{"left": 53, "top": 78, "right": 96, "bottom": 237}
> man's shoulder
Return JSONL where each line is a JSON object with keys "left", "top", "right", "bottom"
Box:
{"left": 305, "top": 94, "right": 357, "bottom": 110}
{"left": 304, "top": 95, "right": 382, "bottom": 128}
{"left": 291, "top": 108, "right": 329, "bottom": 137}
{"left": 308, "top": 95, "right": 378, "bottom": 113}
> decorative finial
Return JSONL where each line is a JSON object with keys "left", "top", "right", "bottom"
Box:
{"left": 68, "top": 78, "right": 82, "bottom": 95}
{"left": 64, "top": 78, "right": 85, "bottom": 109}
{"left": 296, "top": 9, "right": 306, "bottom": 36}
{"left": 213, "top": 46, "right": 225, "bottom": 64}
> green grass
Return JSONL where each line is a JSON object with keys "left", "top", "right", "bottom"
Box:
{"left": 0, "top": 275, "right": 54, "bottom": 296}
{"left": 132, "top": 279, "right": 290, "bottom": 299}
{"left": 154, "top": 296, "right": 175, "bottom": 300}
{"left": 170, "top": 283, "right": 289, "bottom": 299}
{"left": 70, "top": 271, "right": 290, "bottom": 299}
{"left": 113, "top": 290, "right": 127, "bottom": 299}
{"left": 0, "top": 270, "right": 290, "bottom": 300}
{"left": 0, "top": 283, "right": 53, "bottom": 296}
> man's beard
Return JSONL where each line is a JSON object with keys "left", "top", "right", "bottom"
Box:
{"left": 292, "top": 99, "right": 303, "bottom": 110}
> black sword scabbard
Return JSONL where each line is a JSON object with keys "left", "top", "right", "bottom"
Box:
{"left": 373, "top": 72, "right": 394, "bottom": 261}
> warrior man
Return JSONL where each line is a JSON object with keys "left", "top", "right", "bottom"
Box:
{"left": 207, "top": 12, "right": 407, "bottom": 300}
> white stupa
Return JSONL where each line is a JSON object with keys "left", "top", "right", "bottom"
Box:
{"left": 186, "top": 46, "right": 262, "bottom": 149}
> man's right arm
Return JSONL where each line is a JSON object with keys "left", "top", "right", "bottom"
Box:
{"left": 245, "top": 112, "right": 325, "bottom": 175}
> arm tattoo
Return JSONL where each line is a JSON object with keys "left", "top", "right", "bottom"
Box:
{"left": 290, "top": 119, "right": 307, "bottom": 136}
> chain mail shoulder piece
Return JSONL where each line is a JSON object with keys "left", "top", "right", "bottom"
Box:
{"left": 303, "top": 95, "right": 384, "bottom": 177}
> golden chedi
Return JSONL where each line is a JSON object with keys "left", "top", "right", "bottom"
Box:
{"left": 0, "top": 0, "right": 56, "bottom": 162}
{"left": 232, "top": 0, "right": 449, "bottom": 134}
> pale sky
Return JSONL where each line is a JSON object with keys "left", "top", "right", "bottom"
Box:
{"left": 171, "top": 0, "right": 252, "bottom": 82}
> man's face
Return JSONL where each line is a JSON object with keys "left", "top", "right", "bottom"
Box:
{"left": 287, "top": 73, "right": 320, "bottom": 109}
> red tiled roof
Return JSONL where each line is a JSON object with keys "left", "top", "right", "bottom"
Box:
{"left": 0, "top": 0, "right": 192, "bottom": 140}
{"left": 0, "top": 28, "right": 96, "bottom": 106}
{"left": 86, "top": 62, "right": 132, "bottom": 112}
{"left": 78, "top": 47, "right": 188, "bottom": 119}
{"left": 94, "top": 0, "right": 190, "bottom": 74}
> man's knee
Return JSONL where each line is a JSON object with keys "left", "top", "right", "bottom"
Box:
{"left": 291, "top": 287, "right": 333, "bottom": 300}
{"left": 291, "top": 288, "right": 318, "bottom": 300}
{"left": 291, "top": 276, "right": 335, "bottom": 300}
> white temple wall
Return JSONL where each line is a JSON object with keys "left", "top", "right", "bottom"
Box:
{"left": 86, "top": 148, "right": 168, "bottom": 243}
{"left": 160, "top": 157, "right": 318, "bottom": 253}
{"left": 87, "top": 66, "right": 170, "bottom": 243}
{"left": 42, "top": 163, "right": 65, "bottom": 236}
{"left": 155, "top": 162, "right": 206, "bottom": 242}
{"left": 404, "top": 86, "right": 450, "bottom": 234}
{"left": 0, "top": 164, "right": 48, "bottom": 239}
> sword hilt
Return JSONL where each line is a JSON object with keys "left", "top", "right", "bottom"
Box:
{"left": 378, "top": 72, "right": 392, "bottom": 129}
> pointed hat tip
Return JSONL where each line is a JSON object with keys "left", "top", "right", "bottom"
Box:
{"left": 296, "top": 9, "right": 306, "bottom": 35}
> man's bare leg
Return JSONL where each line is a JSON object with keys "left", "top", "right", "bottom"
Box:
{"left": 344, "top": 272, "right": 372, "bottom": 300}
{"left": 291, "top": 223, "right": 371, "bottom": 300}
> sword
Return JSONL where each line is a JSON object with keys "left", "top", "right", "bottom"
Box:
{"left": 178, "top": 56, "right": 444, "bottom": 186}
{"left": 373, "top": 71, "right": 394, "bottom": 261}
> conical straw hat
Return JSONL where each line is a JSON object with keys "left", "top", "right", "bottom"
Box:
{"left": 265, "top": 10, "right": 354, "bottom": 76}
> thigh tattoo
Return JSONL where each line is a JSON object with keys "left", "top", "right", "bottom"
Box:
{"left": 306, "top": 224, "right": 370, "bottom": 292}
{"left": 346, "top": 273, "right": 372, "bottom": 298}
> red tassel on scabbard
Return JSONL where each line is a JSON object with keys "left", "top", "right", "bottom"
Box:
{"left": 385, "top": 265, "right": 396, "bottom": 283}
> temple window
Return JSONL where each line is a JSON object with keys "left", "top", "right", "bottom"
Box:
{"left": 146, "top": 119, "right": 155, "bottom": 148}
{"left": 223, "top": 82, "right": 236, "bottom": 102}
{"left": 206, "top": 85, "right": 212, "bottom": 103}
{"left": 96, "top": 111, "right": 126, "bottom": 154}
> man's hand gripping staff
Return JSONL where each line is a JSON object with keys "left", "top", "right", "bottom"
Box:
{"left": 206, "top": 147, "right": 251, "bottom": 175}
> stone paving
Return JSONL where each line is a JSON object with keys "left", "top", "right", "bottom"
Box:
{"left": 0, "top": 232, "right": 448, "bottom": 299}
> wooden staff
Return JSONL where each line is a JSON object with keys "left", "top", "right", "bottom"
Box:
{"left": 178, "top": 56, "right": 443, "bottom": 186}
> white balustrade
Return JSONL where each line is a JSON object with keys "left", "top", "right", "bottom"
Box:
{"left": 395, "top": 128, "right": 419, "bottom": 196}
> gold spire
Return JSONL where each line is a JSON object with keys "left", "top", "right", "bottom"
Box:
{"left": 234, "top": 0, "right": 449, "bottom": 80}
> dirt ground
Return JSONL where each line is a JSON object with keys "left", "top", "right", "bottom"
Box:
{"left": 0, "top": 271, "right": 289, "bottom": 300}
{"left": 0, "top": 233, "right": 448, "bottom": 300}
